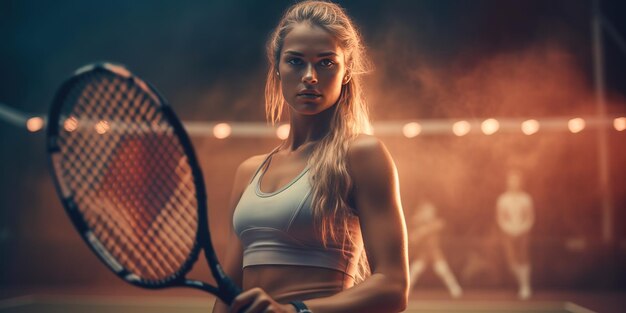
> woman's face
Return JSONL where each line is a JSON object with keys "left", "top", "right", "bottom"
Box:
{"left": 278, "top": 23, "right": 347, "bottom": 116}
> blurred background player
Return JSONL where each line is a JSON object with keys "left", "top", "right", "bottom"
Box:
{"left": 496, "top": 170, "right": 534, "bottom": 299}
{"left": 408, "top": 200, "right": 462, "bottom": 298}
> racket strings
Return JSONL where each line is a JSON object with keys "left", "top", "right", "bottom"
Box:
{"left": 91, "top": 210, "right": 169, "bottom": 278}
{"left": 56, "top": 70, "right": 200, "bottom": 282}
{"left": 85, "top": 191, "right": 178, "bottom": 277}
{"left": 62, "top": 81, "right": 177, "bottom": 278}
{"left": 92, "top": 81, "right": 194, "bottom": 276}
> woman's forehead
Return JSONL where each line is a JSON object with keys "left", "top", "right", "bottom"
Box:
{"left": 282, "top": 23, "right": 344, "bottom": 57}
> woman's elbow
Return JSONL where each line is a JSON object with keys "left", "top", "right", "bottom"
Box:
{"left": 397, "top": 278, "right": 410, "bottom": 311}
{"left": 390, "top": 289, "right": 408, "bottom": 312}
{"left": 385, "top": 274, "right": 409, "bottom": 312}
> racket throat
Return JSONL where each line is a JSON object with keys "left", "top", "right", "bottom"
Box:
{"left": 183, "top": 278, "right": 239, "bottom": 305}
{"left": 183, "top": 279, "right": 220, "bottom": 295}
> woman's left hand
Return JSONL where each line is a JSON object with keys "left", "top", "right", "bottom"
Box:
{"left": 229, "top": 288, "right": 295, "bottom": 313}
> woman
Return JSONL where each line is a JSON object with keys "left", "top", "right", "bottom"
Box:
{"left": 407, "top": 201, "right": 462, "bottom": 298}
{"left": 496, "top": 170, "right": 534, "bottom": 299}
{"left": 212, "top": 1, "right": 409, "bottom": 312}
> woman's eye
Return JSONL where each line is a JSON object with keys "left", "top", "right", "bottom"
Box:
{"left": 287, "top": 58, "right": 302, "bottom": 65}
{"left": 320, "top": 59, "right": 335, "bottom": 67}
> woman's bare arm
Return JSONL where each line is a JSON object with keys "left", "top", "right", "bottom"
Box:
{"left": 212, "top": 155, "right": 266, "bottom": 313}
{"left": 300, "top": 135, "right": 410, "bottom": 313}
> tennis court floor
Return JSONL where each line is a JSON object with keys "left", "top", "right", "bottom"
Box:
{"left": 0, "top": 294, "right": 600, "bottom": 313}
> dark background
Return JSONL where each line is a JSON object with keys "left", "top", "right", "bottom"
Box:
{"left": 1, "top": 0, "right": 625, "bottom": 293}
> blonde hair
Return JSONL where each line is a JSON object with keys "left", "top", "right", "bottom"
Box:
{"left": 265, "top": 0, "right": 373, "bottom": 282}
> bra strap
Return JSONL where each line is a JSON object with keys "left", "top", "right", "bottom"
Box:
{"left": 247, "top": 145, "right": 282, "bottom": 185}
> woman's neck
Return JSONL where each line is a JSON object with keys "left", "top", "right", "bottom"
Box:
{"left": 284, "top": 106, "right": 335, "bottom": 152}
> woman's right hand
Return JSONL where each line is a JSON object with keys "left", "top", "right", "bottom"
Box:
{"left": 230, "top": 288, "right": 296, "bottom": 313}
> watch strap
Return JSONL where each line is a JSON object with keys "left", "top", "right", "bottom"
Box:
{"left": 289, "top": 300, "right": 312, "bottom": 313}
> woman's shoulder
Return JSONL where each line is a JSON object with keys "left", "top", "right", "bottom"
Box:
{"left": 347, "top": 133, "right": 386, "bottom": 153}
{"left": 346, "top": 133, "right": 393, "bottom": 169}
{"left": 235, "top": 153, "right": 270, "bottom": 179}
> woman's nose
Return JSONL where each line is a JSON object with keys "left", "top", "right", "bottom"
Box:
{"left": 302, "top": 63, "right": 318, "bottom": 84}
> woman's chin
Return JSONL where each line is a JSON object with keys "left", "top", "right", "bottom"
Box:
{"left": 292, "top": 103, "right": 323, "bottom": 115}
{"left": 288, "top": 99, "right": 338, "bottom": 116}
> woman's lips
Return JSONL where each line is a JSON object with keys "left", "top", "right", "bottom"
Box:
{"left": 297, "top": 93, "right": 322, "bottom": 99}
{"left": 297, "top": 90, "right": 322, "bottom": 99}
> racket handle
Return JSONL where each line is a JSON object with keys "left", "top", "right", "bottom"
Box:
{"left": 219, "top": 276, "right": 242, "bottom": 305}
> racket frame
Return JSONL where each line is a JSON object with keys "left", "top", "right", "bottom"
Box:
{"left": 46, "top": 63, "right": 240, "bottom": 303}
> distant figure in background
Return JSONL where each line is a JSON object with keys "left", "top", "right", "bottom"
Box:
{"left": 408, "top": 201, "right": 462, "bottom": 298}
{"left": 496, "top": 170, "right": 534, "bottom": 299}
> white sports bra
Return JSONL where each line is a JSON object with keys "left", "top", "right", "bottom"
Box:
{"left": 232, "top": 149, "right": 362, "bottom": 277}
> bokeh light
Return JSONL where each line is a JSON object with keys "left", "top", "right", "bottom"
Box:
{"left": 614, "top": 117, "right": 626, "bottom": 131}
{"left": 64, "top": 116, "right": 78, "bottom": 132}
{"left": 481, "top": 118, "right": 500, "bottom": 135}
{"left": 213, "top": 123, "right": 232, "bottom": 139}
{"left": 521, "top": 119, "right": 540, "bottom": 135}
{"left": 402, "top": 122, "right": 422, "bottom": 138}
{"left": 568, "top": 118, "right": 585, "bottom": 133}
{"left": 452, "top": 120, "right": 471, "bottom": 136}
{"left": 95, "top": 120, "right": 110, "bottom": 134}
{"left": 26, "top": 117, "right": 44, "bottom": 132}
{"left": 276, "top": 124, "right": 290, "bottom": 140}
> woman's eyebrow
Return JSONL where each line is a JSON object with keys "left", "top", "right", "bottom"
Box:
{"left": 318, "top": 51, "right": 338, "bottom": 57}
{"left": 284, "top": 50, "right": 338, "bottom": 57}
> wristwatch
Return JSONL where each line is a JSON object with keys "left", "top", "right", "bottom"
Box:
{"left": 290, "top": 300, "right": 312, "bottom": 313}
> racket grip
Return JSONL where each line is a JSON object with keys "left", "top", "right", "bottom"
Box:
{"left": 219, "top": 277, "right": 242, "bottom": 305}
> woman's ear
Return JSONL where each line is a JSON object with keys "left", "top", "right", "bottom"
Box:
{"left": 342, "top": 74, "right": 351, "bottom": 85}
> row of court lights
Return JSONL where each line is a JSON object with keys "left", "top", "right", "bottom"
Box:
{"left": 206, "top": 117, "right": 626, "bottom": 139}
{"left": 24, "top": 116, "right": 626, "bottom": 138}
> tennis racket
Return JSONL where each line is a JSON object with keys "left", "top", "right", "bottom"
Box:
{"left": 46, "top": 62, "right": 241, "bottom": 304}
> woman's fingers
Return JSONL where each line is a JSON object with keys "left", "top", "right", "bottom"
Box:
{"left": 229, "top": 288, "right": 270, "bottom": 313}
{"left": 229, "top": 288, "right": 293, "bottom": 313}
{"left": 230, "top": 288, "right": 257, "bottom": 313}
